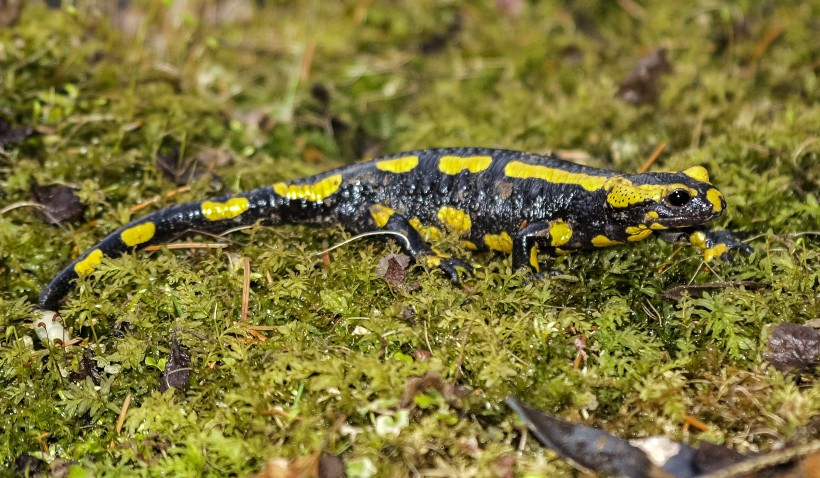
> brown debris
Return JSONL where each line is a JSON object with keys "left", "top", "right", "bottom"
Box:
{"left": 763, "top": 322, "right": 820, "bottom": 373}
{"left": 0, "top": 0, "right": 22, "bottom": 27}
{"left": 399, "top": 371, "right": 470, "bottom": 409}
{"left": 375, "top": 253, "right": 411, "bottom": 289}
{"left": 617, "top": 48, "right": 673, "bottom": 106}
{"left": 254, "top": 454, "right": 344, "bottom": 478}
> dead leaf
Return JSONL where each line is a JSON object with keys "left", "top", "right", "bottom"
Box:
{"left": 763, "top": 322, "right": 820, "bottom": 373}
{"left": 30, "top": 182, "right": 86, "bottom": 225}
{"left": 159, "top": 334, "right": 192, "bottom": 392}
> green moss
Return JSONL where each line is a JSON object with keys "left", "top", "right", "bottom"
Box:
{"left": 1, "top": 0, "right": 818, "bottom": 476}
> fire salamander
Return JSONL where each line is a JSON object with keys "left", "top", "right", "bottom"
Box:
{"left": 38, "top": 147, "right": 750, "bottom": 313}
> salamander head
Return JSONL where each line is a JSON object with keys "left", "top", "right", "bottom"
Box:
{"left": 604, "top": 166, "right": 726, "bottom": 229}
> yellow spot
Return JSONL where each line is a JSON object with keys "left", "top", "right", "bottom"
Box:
{"left": 555, "top": 248, "right": 572, "bottom": 255}
{"left": 529, "top": 245, "right": 540, "bottom": 272}
{"left": 625, "top": 225, "right": 653, "bottom": 242}
{"left": 376, "top": 156, "right": 419, "bottom": 173}
{"left": 439, "top": 155, "right": 493, "bottom": 175}
{"left": 484, "top": 232, "right": 513, "bottom": 253}
{"left": 437, "top": 206, "right": 472, "bottom": 235}
{"left": 605, "top": 177, "right": 697, "bottom": 208}
{"left": 201, "top": 197, "right": 250, "bottom": 221}
{"left": 273, "top": 175, "right": 342, "bottom": 202}
{"left": 703, "top": 243, "right": 729, "bottom": 262}
{"left": 370, "top": 205, "right": 395, "bottom": 228}
{"left": 591, "top": 235, "right": 623, "bottom": 247}
{"left": 74, "top": 249, "right": 103, "bottom": 277}
{"left": 644, "top": 211, "right": 668, "bottom": 229}
{"left": 409, "top": 218, "right": 442, "bottom": 241}
{"left": 683, "top": 166, "right": 710, "bottom": 184}
{"left": 689, "top": 231, "right": 708, "bottom": 249}
{"left": 707, "top": 189, "right": 724, "bottom": 213}
{"left": 504, "top": 161, "right": 608, "bottom": 191}
{"left": 121, "top": 222, "right": 156, "bottom": 247}
{"left": 549, "top": 220, "right": 572, "bottom": 247}
{"left": 425, "top": 256, "right": 442, "bottom": 267}
{"left": 461, "top": 240, "right": 478, "bottom": 250}
{"left": 431, "top": 248, "right": 451, "bottom": 259}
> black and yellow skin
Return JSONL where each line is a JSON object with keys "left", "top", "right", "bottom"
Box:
{"left": 38, "top": 147, "right": 750, "bottom": 312}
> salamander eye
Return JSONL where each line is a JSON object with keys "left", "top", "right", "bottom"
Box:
{"left": 666, "top": 189, "right": 691, "bottom": 207}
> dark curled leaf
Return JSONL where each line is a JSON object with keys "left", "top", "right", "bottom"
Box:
{"left": 419, "top": 12, "right": 462, "bottom": 54}
{"left": 375, "top": 253, "right": 410, "bottom": 288}
{"left": 617, "top": 48, "right": 673, "bottom": 105}
{"left": 662, "top": 281, "right": 765, "bottom": 301}
{"left": 0, "top": 117, "right": 33, "bottom": 147}
{"left": 763, "top": 322, "right": 820, "bottom": 373}
{"left": 30, "top": 182, "right": 86, "bottom": 225}
{"left": 69, "top": 349, "right": 102, "bottom": 385}
{"left": 160, "top": 334, "right": 192, "bottom": 392}
{"left": 156, "top": 147, "right": 228, "bottom": 187}
{"left": 506, "top": 396, "right": 659, "bottom": 478}
{"left": 14, "top": 453, "right": 46, "bottom": 476}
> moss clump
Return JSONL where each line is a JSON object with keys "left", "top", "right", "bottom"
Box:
{"left": 0, "top": 1, "right": 817, "bottom": 476}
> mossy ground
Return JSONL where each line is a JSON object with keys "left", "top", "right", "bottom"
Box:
{"left": 1, "top": 1, "right": 818, "bottom": 476}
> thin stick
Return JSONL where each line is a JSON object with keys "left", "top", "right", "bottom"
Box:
{"left": 241, "top": 256, "right": 251, "bottom": 322}
{"left": 638, "top": 143, "right": 667, "bottom": 173}
{"left": 315, "top": 230, "right": 411, "bottom": 255}
{"left": 131, "top": 185, "right": 191, "bottom": 213}
{"left": 116, "top": 393, "right": 132, "bottom": 434}
{"left": 143, "top": 242, "right": 228, "bottom": 251}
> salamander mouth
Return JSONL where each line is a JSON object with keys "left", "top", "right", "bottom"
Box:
{"left": 654, "top": 210, "right": 722, "bottom": 229}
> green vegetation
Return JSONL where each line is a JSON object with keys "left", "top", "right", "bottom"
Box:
{"left": 1, "top": 1, "right": 817, "bottom": 476}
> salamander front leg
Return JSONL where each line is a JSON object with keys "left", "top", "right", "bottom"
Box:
{"left": 657, "top": 228, "right": 752, "bottom": 262}
{"left": 512, "top": 223, "right": 551, "bottom": 275}
{"left": 374, "top": 209, "right": 472, "bottom": 282}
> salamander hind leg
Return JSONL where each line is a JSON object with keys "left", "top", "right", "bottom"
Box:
{"left": 368, "top": 205, "right": 472, "bottom": 282}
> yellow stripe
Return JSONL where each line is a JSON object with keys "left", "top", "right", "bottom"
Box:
{"left": 375, "top": 156, "right": 419, "bottom": 174}
{"left": 75, "top": 249, "right": 103, "bottom": 277}
{"left": 504, "top": 161, "right": 608, "bottom": 192}
{"left": 483, "top": 232, "right": 513, "bottom": 253}
{"left": 437, "top": 207, "right": 471, "bottom": 235}
{"left": 121, "top": 222, "right": 156, "bottom": 247}
{"left": 438, "top": 155, "right": 493, "bottom": 175}
{"left": 273, "top": 175, "right": 342, "bottom": 202}
{"left": 201, "top": 197, "right": 250, "bottom": 221}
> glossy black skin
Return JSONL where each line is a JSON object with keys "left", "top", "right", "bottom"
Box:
{"left": 39, "top": 147, "right": 744, "bottom": 311}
